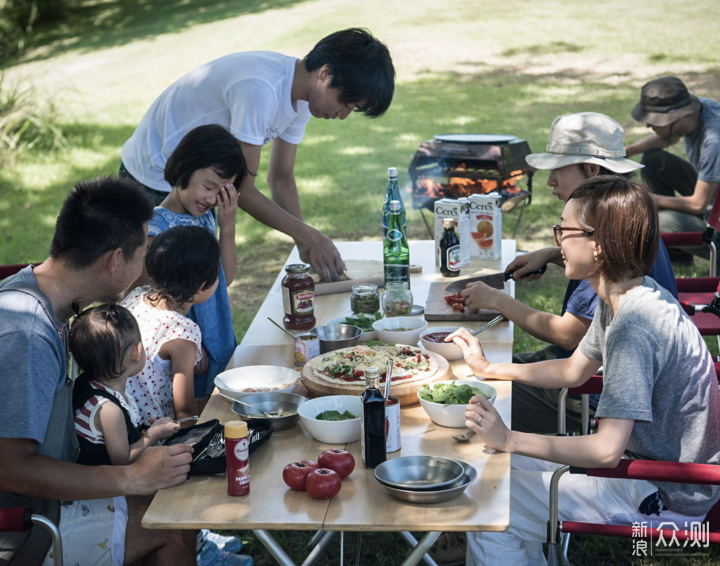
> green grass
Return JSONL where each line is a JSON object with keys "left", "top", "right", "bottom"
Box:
{"left": 2, "top": 0, "right": 720, "bottom": 563}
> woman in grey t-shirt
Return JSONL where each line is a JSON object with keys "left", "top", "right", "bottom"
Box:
{"left": 449, "top": 176, "right": 720, "bottom": 566}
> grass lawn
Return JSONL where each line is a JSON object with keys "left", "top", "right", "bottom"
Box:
{"left": 2, "top": 0, "right": 720, "bottom": 563}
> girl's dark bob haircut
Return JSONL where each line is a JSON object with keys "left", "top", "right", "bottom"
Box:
{"left": 146, "top": 225, "right": 221, "bottom": 305}
{"left": 568, "top": 175, "right": 658, "bottom": 284}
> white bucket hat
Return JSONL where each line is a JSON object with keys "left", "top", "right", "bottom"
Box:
{"left": 525, "top": 112, "right": 643, "bottom": 174}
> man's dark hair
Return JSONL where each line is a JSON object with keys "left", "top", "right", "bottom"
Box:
{"left": 576, "top": 163, "right": 634, "bottom": 180}
{"left": 70, "top": 304, "right": 142, "bottom": 382}
{"left": 146, "top": 226, "right": 220, "bottom": 305}
{"left": 49, "top": 176, "right": 154, "bottom": 269}
{"left": 569, "top": 176, "right": 658, "bottom": 283}
{"left": 304, "top": 28, "right": 395, "bottom": 118}
{"left": 164, "top": 124, "right": 248, "bottom": 190}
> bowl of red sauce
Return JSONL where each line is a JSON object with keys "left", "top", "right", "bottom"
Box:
{"left": 420, "top": 327, "right": 463, "bottom": 360}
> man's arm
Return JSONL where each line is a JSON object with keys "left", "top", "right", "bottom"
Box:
{"left": 624, "top": 133, "right": 681, "bottom": 157}
{"left": 237, "top": 141, "right": 345, "bottom": 281}
{"left": 653, "top": 179, "right": 716, "bottom": 215}
{"left": 0, "top": 438, "right": 192, "bottom": 500}
{"left": 461, "top": 280, "right": 591, "bottom": 350}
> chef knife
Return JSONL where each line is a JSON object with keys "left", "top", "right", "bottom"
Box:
{"left": 444, "top": 266, "right": 547, "bottom": 293}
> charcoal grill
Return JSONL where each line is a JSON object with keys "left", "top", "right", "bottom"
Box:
{"left": 408, "top": 134, "right": 534, "bottom": 237}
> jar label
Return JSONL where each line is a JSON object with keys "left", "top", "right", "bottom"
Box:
{"left": 292, "top": 290, "right": 315, "bottom": 314}
{"left": 235, "top": 438, "right": 249, "bottom": 461}
{"left": 446, "top": 245, "right": 461, "bottom": 271}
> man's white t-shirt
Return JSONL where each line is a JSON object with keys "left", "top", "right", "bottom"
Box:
{"left": 121, "top": 51, "right": 311, "bottom": 192}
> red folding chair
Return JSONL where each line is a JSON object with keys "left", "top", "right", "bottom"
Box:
{"left": 0, "top": 508, "right": 63, "bottom": 565}
{"left": 660, "top": 181, "right": 720, "bottom": 277}
{"left": 0, "top": 263, "right": 33, "bottom": 279}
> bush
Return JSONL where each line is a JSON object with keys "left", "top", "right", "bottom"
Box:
{"left": 0, "top": 73, "right": 67, "bottom": 161}
{"left": 0, "top": 0, "right": 74, "bottom": 63}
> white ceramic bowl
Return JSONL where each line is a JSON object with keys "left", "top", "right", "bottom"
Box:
{"left": 297, "top": 395, "right": 362, "bottom": 444}
{"left": 417, "top": 380, "right": 497, "bottom": 428}
{"left": 372, "top": 316, "right": 429, "bottom": 346}
{"left": 214, "top": 365, "right": 301, "bottom": 401}
{"left": 327, "top": 314, "right": 378, "bottom": 342}
{"left": 419, "top": 327, "right": 463, "bottom": 360}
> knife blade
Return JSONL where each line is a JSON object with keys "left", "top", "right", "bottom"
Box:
{"left": 444, "top": 266, "right": 547, "bottom": 293}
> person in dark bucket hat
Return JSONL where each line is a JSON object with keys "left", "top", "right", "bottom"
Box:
{"left": 626, "top": 76, "right": 720, "bottom": 263}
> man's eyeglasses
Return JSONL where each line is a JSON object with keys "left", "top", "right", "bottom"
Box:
{"left": 553, "top": 225, "right": 594, "bottom": 247}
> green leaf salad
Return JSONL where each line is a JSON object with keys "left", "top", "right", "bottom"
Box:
{"left": 417, "top": 381, "right": 488, "bottom": 405}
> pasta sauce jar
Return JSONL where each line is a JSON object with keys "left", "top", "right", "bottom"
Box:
{"left": 282, "top": 263, "right": 316, "bottom": 331}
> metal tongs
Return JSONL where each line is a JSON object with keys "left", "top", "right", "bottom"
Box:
{"left": 385, "top": 357, "right": 393, "bottom": 400}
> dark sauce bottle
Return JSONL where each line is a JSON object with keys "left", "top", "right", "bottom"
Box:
{"left": 439, "top": 217, "right": 461, "bottom": 277}
{"left": 360, "top": 366, "right": 387, "bottom": 468}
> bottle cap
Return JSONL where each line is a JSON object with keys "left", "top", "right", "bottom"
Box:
{"left": 225, "top": 420, "right": 248, "bottom": 439}
{"left": 388, "top": 167, "right": 398, "bottom": 179}
{"left": 285, "top": 263, "right": 310, "bottom": 274}
{"left": 364, "top": 366, "right": 380, "bottom": 382}
{"left": 389, "top": 200, "right": 401, "bottom": 212}
{"left": 442, "top": 218, "right": 455, "bottom": 229}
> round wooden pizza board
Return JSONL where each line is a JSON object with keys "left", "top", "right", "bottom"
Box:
{"left": 301, "top": 350, "right": 451, "bottom": 406}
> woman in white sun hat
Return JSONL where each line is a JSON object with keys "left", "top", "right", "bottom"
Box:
{"left": 459, "top": 112, "right": 678, "bottom": 435}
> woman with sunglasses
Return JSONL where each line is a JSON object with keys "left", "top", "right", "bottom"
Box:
{"left": 451, "top": 176, "right": 720, "bottom": 565}
{"left": 460, "top": 112, "right": 678, "bottom": 434}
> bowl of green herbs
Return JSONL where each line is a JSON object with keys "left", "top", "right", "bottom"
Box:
{"left": 327, "top": 312, "right": 382, "bottom": 342}
{"left": 417, "top": 380, "right": 496, "bottom": 428}
{"left": 297, "top": 395, "right": 362, "bottom": 444}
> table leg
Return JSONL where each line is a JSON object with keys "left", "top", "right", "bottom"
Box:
{"left": 252, "top": 530, "right": 297, "bottom": 566}
{"left": 300, "top": 531, "right": 337, "bottom": 566}
{"left": 399, "top": 531, "right": 442, "bottom": 566}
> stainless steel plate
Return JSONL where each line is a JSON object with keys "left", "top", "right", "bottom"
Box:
{"left": 374, "top": 455, "right": 465, "bottom": 491}
{"left": 377, "top": 460, "right": 477, "bottom": 504}
{"left": 231, "top": 392, "right": 306, "bottom": 431}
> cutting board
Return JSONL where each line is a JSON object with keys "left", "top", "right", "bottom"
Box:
{"left": 425, "top": 281, "right": 504, "bottom": 321}
{"left": 301, "top": 351, "right": 451, "bottom": 406}
{"left": 312, "top": 259, "right": 384, "bottom": 296}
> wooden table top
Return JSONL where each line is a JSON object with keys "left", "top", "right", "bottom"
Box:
{"left": 142, "top": 239, "right": 516, "bottom": 533}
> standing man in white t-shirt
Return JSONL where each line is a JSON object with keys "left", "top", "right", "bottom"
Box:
{"left": 120, "top": 28, "right": 395, "bottom": 281}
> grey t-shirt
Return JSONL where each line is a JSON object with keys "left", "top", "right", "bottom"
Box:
{"left": 685, "top": 97, "right": 720, "bottom": 183}
{"left": 579, "top": 276, "right": 720, "bottom": 516}
{"left": 0, "top": 267, "right": 67, "bottom": 444}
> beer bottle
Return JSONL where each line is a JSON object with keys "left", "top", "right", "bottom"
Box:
{"left": 382, "top": 167, "right": 406, "bottom": 237}
{"left": 439, "top": 217, "right": 461, "bottom": 277}
{"left": 383, "top": 200, "right": 410, "bottom": 287}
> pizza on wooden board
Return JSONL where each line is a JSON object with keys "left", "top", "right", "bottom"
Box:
{"left": 310, "top": 344, "right": 439, "bottom": 386}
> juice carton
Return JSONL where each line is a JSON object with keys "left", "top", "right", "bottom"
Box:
{"left": 468, "top": 193, "right": 502, "bottom": 260}
{"left": 433, "top": 198, "right": 470, "bottom": 268}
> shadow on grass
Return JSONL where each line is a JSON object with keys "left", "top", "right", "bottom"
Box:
{"left": 8, "top": 0, "right": 311, "bottom": 67}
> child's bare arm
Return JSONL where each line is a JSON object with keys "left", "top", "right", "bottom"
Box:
{"left": 216, "top": 183, "right": 238, "bottom": 285}
{"left": 163, "top": 338, "right": 199, "bottom": 423}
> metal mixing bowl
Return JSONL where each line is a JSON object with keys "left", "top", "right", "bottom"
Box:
{"left": 309, "top": 324, "right": 362, "bottom": 353}
{"left": 377, "top": 460, "right": 477, "bottom": 504}
{"left": 374, "top": 456, "right": 465, "bottom": 491}
{"left": 231, "top": 392, "right": 307, "bottom": 431}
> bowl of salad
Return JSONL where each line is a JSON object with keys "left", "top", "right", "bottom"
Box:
{"left": 327, "top": 312, "right": 382, "bottom": 342}
{"left": 297, "top": 395, "right": 362, "bottom": 444}
{"left": 417, "top": 380, "right": 496, "bottom": 428}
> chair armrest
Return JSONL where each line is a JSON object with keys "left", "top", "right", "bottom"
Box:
{"left": 661, "top": 232, "right": 703, "bottom": 247}
{"left": 0, "top": 508, "right": 32, "bottom": 532}
{"left": 568, "top": 374, "right": 604, "bottom": 395}
{"left": 571, "top": 459, "right": 720, "bottom": 485}
{"left": 675, "top": 277, "right": 720, "bottom": 293}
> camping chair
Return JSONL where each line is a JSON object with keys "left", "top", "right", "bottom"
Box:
{"left": 0, "top": 507, "right": 63, "bottom": 565}
{"left": 0, "top": 263, "right": 33, "bottom": 279}
{"left": 551, "top": 365, "right": 720, "bottom": 565}
{"left": 660, "top": 181, "right": 720, "bottom": 277}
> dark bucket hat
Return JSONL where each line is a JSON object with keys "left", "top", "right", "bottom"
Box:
{"left": 631, "top": 76, "right": 702, "bottom": 127}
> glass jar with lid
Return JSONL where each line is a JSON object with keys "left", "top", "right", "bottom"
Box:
{"left": 381, "top": 281, "right": 413, "bottom": 317}
{"left": 350, "top": 284, "right": 380, "bottom": 315}
{"left": 281, "top": 263, "right": 316, "bottom": 331}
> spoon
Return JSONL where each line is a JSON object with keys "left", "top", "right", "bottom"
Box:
{"left": 384, "top": 357, "right": 393, "bottom": 400}
{"left": 452, "top": 429, "right": 476, "bottom": 442}
{"left": 267, "top": 317, "right": 299, "bottom": 340}
{"left": 470, "top": 315, "right": 505, "bottom": 336}
{"left": 218, "top": 392, "right": 272, "bottom": 418}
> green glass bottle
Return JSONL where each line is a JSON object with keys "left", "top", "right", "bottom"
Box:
{"left": 383, "top": 200, "right": 410, "bottom": 286}
{"left": 382, "top": 167, "right": 406, "bottom": 237}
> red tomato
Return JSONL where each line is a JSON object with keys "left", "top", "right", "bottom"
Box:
{"left": 282, "top": 460, "right": 319, "bottom": 491}
{"left": 305, "top": 468, "right": 342, "bottom": 499}
{"left": 317, "top": 449, "right": 355, "bottom": 479}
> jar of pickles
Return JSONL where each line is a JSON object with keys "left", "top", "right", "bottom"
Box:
{"left": 281, "top": 263, "right": 316, "bottom": 331}
{"left": 381, "top": 281, "right": 413, "bottom": 317}
{"left": 350, "top": 284, "right": 380, "bottom": 315}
